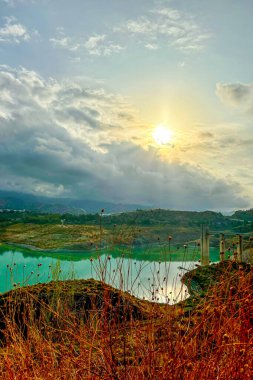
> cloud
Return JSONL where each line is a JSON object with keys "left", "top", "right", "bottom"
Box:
{"left": 216, "top": 82, "right": 253, "bottom": 114}
{"left": 50, "top": 36, "right": 80, "bottom": 51}
{"left": 145, "top": 43, "right": 159, "bottom": 50}
{"left": 84, "top": 34, "right": 124, "bottom": 56}
{"left": 50, "top": 29, "right": 124, "bottom": 57}
{"left": 49, "top": 6, "right": 210, "bottom": 56}
{"left": 0, "top": 66, "right": 248, "bottom": 210}
{"left": 84, "top": 34, "right": 106, "bottom": 50}
{"left": 0, "top": 16, "right": 31, "bottom": 43}
{"left": 1, "top": 0, "right": 34, "bottom": 6}
{"left": 49, "top": 27, "right": 80, "bottom": 51}
{"left": 115, "top": 6, "right": 211, "bottom": 52}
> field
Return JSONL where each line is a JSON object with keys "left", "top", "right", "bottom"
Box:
{"left": 0, "top": 222, "right": 200, "bottom": 251}
{"left": 0, "top": 223, "right": 107, "bottom": 250}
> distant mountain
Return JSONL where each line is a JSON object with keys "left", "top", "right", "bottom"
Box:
{"left": 231, "top": 209, "right": 253, "bottom": 222}
{"left": 0, "top": 190, "right": 148, "bottom": 214}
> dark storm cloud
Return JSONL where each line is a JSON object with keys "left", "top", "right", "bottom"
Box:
{"left": 0, "top": 66, "right": 248, "bottom": 210}
{"left": 216, "top": 82, "right": 253, "bottom": 114}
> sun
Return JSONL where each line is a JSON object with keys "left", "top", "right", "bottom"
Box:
{"left": 152, "top": 125, "right": 173, "bottom": 145}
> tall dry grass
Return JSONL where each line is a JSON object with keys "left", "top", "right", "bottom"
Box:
{"left": 0, "top": 259, "right": 251, "bottom": 379}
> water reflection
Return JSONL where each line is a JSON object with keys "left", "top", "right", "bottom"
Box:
{"left": 0, "top": 247, "right": 197, "bottom": 304}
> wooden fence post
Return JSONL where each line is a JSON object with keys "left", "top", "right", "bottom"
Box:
{"left": 233, "top": 243, "right": 238, "bottom": 261}
{"left": 220, "top": 233, "right": 225, "bottom": 262}
{"left": 201, "top": 225, "right": 210, "bottom": 266}
{"left": 237, "top": 235, "right": 243, "bottom": 262}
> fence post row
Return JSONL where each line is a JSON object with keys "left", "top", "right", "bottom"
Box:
{"left": 200, "top": 229, "right": 253, "bottom": 265}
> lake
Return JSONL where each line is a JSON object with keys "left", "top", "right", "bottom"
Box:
{"left": 0, "top": 244, "right": 220, "bottom": 303}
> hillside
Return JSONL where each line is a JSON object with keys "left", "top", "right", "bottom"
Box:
{"left": 0, "top": 207, "right": 251, "bottom": 250}
{"left": 0, "top": 190, "right": 148, "bottom": 214}
{"left": 232, "top": 209, "right": 253, "bottom": 222}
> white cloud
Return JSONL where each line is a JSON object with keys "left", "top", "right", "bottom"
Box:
{"left": 50, "top": 30, "right": 124, "bottom": 57}
{"left": 178, "top": 61, "right": 185, "bottom": 68}
{"left": 145, "top": 43, "right": 159, "bottom": 50}
{"left": 50, "top": 36, "right": 80, "bottom": 51}
{"left": 49, "top": 6, "right": 209, "bottom": 57}
{"left": 0, "top": 16, "right": 31, "bottom": 44}
{"left": 1, "top": 0, "right": 34, "bottom": 6}
{"left": 216, "top": 82, "right": 253, "bottom": 113}
{"left": 49, "top": 26, "right": 80, "bottom": 51}
{"left": 115, "top": 7, "right": 211, "bottom": 52}
{"left": 84, "top": 34, "right": 124, "bottom": 56}
{"left": 0, "top": 65, "right": 248, "bottom": 210}
{"left": 85, "top": 34, "right": 106, "bottom": 49}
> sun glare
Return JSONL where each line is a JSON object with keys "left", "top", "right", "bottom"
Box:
{"left": 152, "top": 125, "right": 173, "bottom": 145}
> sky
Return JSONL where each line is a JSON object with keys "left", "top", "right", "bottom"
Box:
{"left": 0, "top": 0, "right": 252, "bottom": 211}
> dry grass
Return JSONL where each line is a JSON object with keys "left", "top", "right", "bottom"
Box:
{"left": 0, "top": 224, "right": 108, "bottom": 250}
{"left": 0, "top": 261, "right": 252, "bottom": 379}
{"left": 0, "top": 223, "right": 146, "bottom": 250}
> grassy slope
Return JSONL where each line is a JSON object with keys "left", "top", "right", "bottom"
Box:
{"left": 0, "top": 223, "right": 106, "bottom": 250}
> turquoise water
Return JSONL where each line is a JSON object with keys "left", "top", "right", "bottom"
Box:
{"left": 0, "top": 245, "right": 219, "bottom": 303}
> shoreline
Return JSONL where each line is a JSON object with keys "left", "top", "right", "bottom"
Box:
{"left": 0, "top": 241, "right": 204, "bottom": 260}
